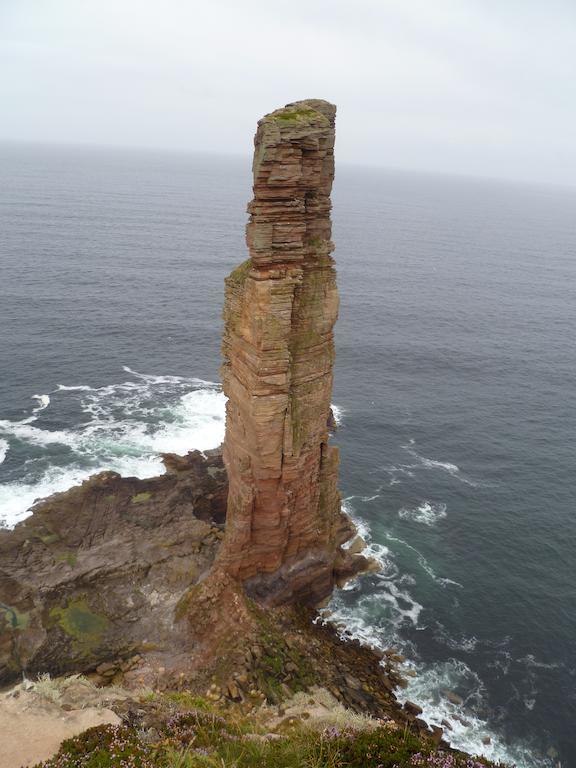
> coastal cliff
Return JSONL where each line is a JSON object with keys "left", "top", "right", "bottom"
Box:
{"left": 218, "top": 99, "right": 367, "bottom": 605}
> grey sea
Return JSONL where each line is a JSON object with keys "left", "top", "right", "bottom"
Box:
{"left": 0, "top": 144, "right": 574, "bottom": 767}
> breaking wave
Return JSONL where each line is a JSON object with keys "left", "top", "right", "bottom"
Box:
{"left": 331, "top": 403, "right": 344, "bottom": 425}
{"left": 0, "top": 368, "right": 226, "bottom": 528}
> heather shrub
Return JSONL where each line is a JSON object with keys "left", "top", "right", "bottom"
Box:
{"left": 35, "top": 713, "right": 510, "bottom": 768}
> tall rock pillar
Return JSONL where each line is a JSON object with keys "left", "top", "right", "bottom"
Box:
{"left": 217, "top": 100, "right": 358, "bottom": 606}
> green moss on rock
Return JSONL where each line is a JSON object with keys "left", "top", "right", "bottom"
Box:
{"left": 131, "top": 492, "right": 151, "bottom": 504}
{"left": 227, "top": 258, "right": 252, "bottom": 286}
{"left": 35, "top": 530, "right": 60, "bottom": 545}
{"left": 56, "top": 551, "right": 78, "bottom": 567}
{"left": 271, "top": 108, "right": 322, "bottom": 123}
{"left": 49, "top": 597, "right": 108, "bottom": 652}
{"left": 174, "top": 584, "right": 201, "bottom": 621}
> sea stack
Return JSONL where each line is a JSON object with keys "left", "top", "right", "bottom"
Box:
{"left": 217, "top": 99, "right": 361, "bottom": 606}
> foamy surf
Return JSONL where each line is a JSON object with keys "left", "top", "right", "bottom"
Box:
{"left": 398, "top": 500, "right": 447, "bottom": 526}
{"left": 0, "top": 368, "right": 344, "bottom": 529}
{"left": 396, "top": 660, "right": 550, "bottom": 768}
{"left": 329, "top": 497, "right": 549, "bottom": 768}
{"left": 31, "top": 394, "right": 50, "bottom": 413}
{"left": 331, "top": 403, "right": 344, "bottom": 426}
{"left": 56, "top": 384, "right": 95, "bottom": 391}
{"left": 0, "top": 368, "right": 227, "bottom": 528}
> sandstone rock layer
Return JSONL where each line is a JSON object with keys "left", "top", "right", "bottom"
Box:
{"left": 218, "top": 100, "right": 362, "bottom": 605}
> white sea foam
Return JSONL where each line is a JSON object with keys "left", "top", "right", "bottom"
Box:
{"left": 0, "top": 466, "right": 101, "bottom": 528}
{"left": 402, "top": 438, "right": 483, "bottom": 487}
{"left": 0, "top": 368, "right": 227, "bottom": 527}
{"left": 122, "top": 365, "right": 218, "bottom": 387}
{"left": 332, "top": 581, "right": 548, "bottom": 768}
{"left": 487, "top": 650, "right": 513, "bottom": 676}
{"left": 330, "top": 499, "right": 547, "bottom": 768}
{"left": 395, "top": 659, "right": 547, "bottom": 766}
{"left": 342, "top": 499, "right": 395, "bottom": 574}
{"left": 382, "top": 463, "right": 417, "bottom": 480}
{"left": 0, "top": 438, "right": 8, "bottom": 465}
{"left": 433, "top": 622, "right": 479, "bottom": 653}
{"left": 31, "top": 394, "right": 51, "bottom": 413}
{"left": 330, "top": 403, "right": 344, "bottom": 425}
{"left": 332, "top": 592, "right": 549, "bottom": 768}
{"left": 343, "top": 492, "right": 382, "bottom": 503}
{"left": 336, "top": 501, "right": 423, "bottom": 631}
{"left": 57, "top": 384, "right": 94, "bottom": 391}
{"left": 517, "top": 654, "right": 561, "bottom": 671}
{"left": 0, "top": 420, "right": 76, "bottom": 448}
{"left": 398, "top": 500, "right": 447, "bottom": 526}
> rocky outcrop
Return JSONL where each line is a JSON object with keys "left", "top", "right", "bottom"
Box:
{"left": 0, "top": 450, "right": 226, "bottom": 684}
{"left": 217, "top": 99, "right": 368, "bottom": 606}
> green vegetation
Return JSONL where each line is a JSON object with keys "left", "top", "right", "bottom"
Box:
{"left": 49, "top": 597, "right": 108, "bottom": 652}
{"left": 174, "top": 584, "right": 201, "bottom": 621}
{"left": 56, "top": 551, "right": 78, "bottom": 567}
{"left": 226, "top": 258, "right": 252, "bottom": 288}
{"left": 245, "top": 601, "right": 316, "bottom": 702}
{"left": 33, "top": 710, "right": 509, "bottom": 768}
{"left": 131, "top": 491, "right": 152, "bottom": 504}
{"left": 224, "top": 258, "right": 252, "bottom": 334}
{"left": 271, "top": 108, "right": 321, "bottom": 123}
{"left": 36, "top": 531, "right": 61, "bottom": 545}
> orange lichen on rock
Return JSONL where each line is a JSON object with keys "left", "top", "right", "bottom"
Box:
{"left": 217, "top": 100, "right": 367, "bottom": 606}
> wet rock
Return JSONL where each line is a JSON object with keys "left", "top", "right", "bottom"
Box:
{"left": 346, "top": 536, "right": 366, "bottom": 556}
{"left": 443, "top": 689, "right": 464, "bottom": 706}
{"left": 453, "top": 714, "right": 472, "bottom": 727}
{"left": 327, "top": 408, "right": 338, "bottom": 433}
{"left": 404, "top": 700, "right": 423, "bottom": 717}
{"left": 414, "top": 717, "right": 430, "bottom": 734}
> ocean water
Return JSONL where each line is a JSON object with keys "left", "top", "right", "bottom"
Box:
{"left": 1, "top": 144, "right": 574, "bottom": 766}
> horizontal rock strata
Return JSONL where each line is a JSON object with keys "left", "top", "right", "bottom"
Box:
{"left": 217, "top": 99, "right": 368, "bottom": 606}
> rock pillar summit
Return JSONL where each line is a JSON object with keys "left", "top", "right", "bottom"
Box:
{"left": 217, "top": 99, "right": 363, "bottom": 606}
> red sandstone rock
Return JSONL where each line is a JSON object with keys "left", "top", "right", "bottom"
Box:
{"left": 217, "top": 100, "right": 367, "bottom": 606}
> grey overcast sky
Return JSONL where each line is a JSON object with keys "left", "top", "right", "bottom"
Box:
{"left": 1, "top": 0, "right": 575, "bottom": 186}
